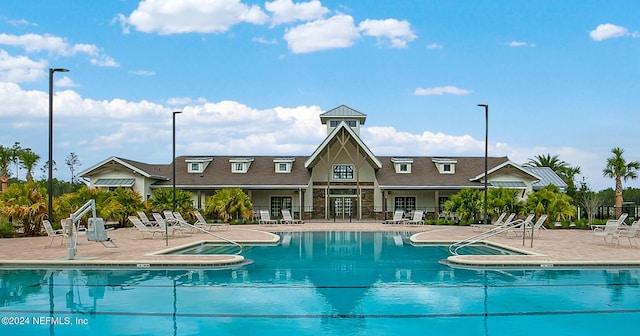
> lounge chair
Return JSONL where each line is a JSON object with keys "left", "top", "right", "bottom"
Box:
{"left": 592, "top": 220, "right": 620, "bottom": 244}
{"left": 281, "top": 209, "right": 303, "bottom": 224}
{"left": 42, "top": 219, "right": 65, "bottom": 247}
{"left": 259, "top": 210, "right": 277, "bottom": 225}
{"left": 384, "top": 210, "right": 406, "bottom": 224}
{"left": 152, "top": 212, "right": 190, "bottom": 236}
{"left": 506, "top": 214, "right": 547, "bottom": 238}
{"left": 193, "top": 210, "right": 229, "bottom": 231}
{"left": 611, "top": 220, "right": 640, "bottom": 247}
{"left": 129, "top": 216, "right": 166, "bottom": 239}
{"left": 137, "top": 211, "right": 156, "bottom": 226}
{"left": 407, "top": 210, "right": 425, "bottom": 225}
{"left": 471, "top": 213, "right": 515, "bottom": 232}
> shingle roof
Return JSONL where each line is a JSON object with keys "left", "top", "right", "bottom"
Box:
{"left": 376, "top": 156, "right": 511, "bottom": 189}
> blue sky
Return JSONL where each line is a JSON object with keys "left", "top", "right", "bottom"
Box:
{"left": 1, "top": 0, "right": 639, "bottom": 191}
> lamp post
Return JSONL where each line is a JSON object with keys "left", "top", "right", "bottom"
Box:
{"left": 48, "top": 68, "right": 69, "bottom": 222}
{"left": 169, "top": 111, "right": 182, "bottom": 246}
{"left": 477, "top": 104, "right": 489, "bottom": 225}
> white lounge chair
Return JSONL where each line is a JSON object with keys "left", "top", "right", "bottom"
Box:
{"left": 42, "top": 219, "right": 65, "bottom": 247}
{"left": 281, "top": 209, "right": 303, "bottom": 224}
{"left": 164, "top": 210, "right": 195, "bottom": 233}
{"left": 259, "top": 210, "right": 277, "bottom": 225}
{"left": 611, "top": 220, "right": 640, "bottom": 247}
{"left": 193, "top": 210, "right": 229, "bottom": 231}
{"left": 471, "top": 213, "right": 515, "bottom": 232}
{"left": 384, "top": 210, "right": 406, "bottom": 224}
{"left": 128, "top": 216, "right": 166, "bottom": 239}
{"left": 152, "top": 212, "right": 190, "bottom": 236}
{"left": 407, "top": 210, "right": 425, "bottom": 225}
{"left": 506, "top": 214, "right": 547, "bottom": 238}
{"left": 137, "top": 211, "right": 156, "bottom": 226}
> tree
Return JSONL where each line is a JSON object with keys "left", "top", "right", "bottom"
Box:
{"left": 602, "top": 147, "right": 640, "bottom": 218}
{"left": 486, "top": 187, "right": 524, "bottom": 217}
{"left": 205, "top": 188, "right": 253, "bottom": 222}
{"left": 526, "top": 153, "right": 581, "bottom": 196}
{"left": 65, "top": 152, "right": 81, "bottom": 183}
{"left": 580, "top": 192, "right": 603, "bottom": 226}
{"left": 10, "top": 142, "right": 22, "bottom": 180}
{"left": 0, "top": 182, "right": 48, "bottom": 236}
{"left": 149, "top": 188, "right": 194, "bottom": 213}
{"left": 525, "top": 185, "right": 575, "bottom": 224}
{"left": 18, "top": 148, "right": 40, "bottom": 183}
{"left": 0, "top": 145, "right": 12, "bottom": 192}
{"left": 444, "top": 188, "right": 482, "bottom": 223}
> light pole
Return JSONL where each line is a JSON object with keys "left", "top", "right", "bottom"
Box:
{"left": 477, "top": 104, "right": 489, "bottom": 225}
{"left": 48, "top": 68, "right": 69, "bottom": 222}
{"left": 169, "top": 111, "right": 182, "bottom": 245}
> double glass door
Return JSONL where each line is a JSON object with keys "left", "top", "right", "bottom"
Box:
{"left": 331, "top": 197, "right": 356, "bottom": 219}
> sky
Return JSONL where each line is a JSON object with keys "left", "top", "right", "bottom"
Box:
{"left": 0, "top": 0, "right": 639, "bottom": 192}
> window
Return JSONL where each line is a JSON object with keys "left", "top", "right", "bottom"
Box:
{"left": 432, "top": 158, "right": 456, "bottom": 174}
{"left": 394, "top": 197, "right": 416, "bottom": 212}
{"left": 438, "top": 196, "right": 449, "bottom": 212}
{"left": 230, "top": 158, "right": 254, "bottom": 173}
{"left": 391, "top": 158, "right": 413, "bottom": 173}
{"left": 190, "top": 163, "right": 201, "bottom": 172}
{"left": 185, "top": 158, "right": 212, "bottom": 173}
{"left": 271, "top": 196, "right": 292, "bottom": 218}
{"left": 333, "top": 165, "right": 354, "bottom": 180}
{"left": 400, "top": 164, "right": 408, "bottom": 172}
{"left": 273, "top": 158, "right": 294, "bottom": 173}
{"left": 329, "top": 120, "right": 357, "bottom": 128}
{"left": 443, "top": 164, "right": 451, "bottom": 172}
{"left": 278, "top": 163, "right": 287, "bottom": 171}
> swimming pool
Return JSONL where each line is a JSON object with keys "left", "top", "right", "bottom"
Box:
{"left": 1, "top": 231, "right": 639, "bottom": 335}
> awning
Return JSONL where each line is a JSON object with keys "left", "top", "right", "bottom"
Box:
{"left": 490, "top": 181, "right": 526, "bottom": 188}
{"left": 94, "top": 178, "right": 135, "bottom": 187}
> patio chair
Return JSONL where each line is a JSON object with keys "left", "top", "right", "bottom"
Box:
{"left": 592, "top": 220, "right": 621, "bottom": 244}
{"left": 42, "top": 219, "right": 65, "bottom": 247}
{"left": 281, "top": 209, "right": 304, "bottom": 224}
{"left": 407, "top": 210, "right": 425, "bottom": 225}
{"left": 193, "top": 210, "right": 229, "bottom": 231}
{"left": 259, "top": 210, "right": 277, "bottom": 225}
{"left": 471, "top": 213, "right": 515, "bottom": 232}
{"left": 610, "top": 221, "right": 640, "bottom": 247}
{"left": 384, "top": 210, "right": 406, "bottom": 224}
{"left": 128, "top": 216, "right": 166, "bottom": 239}
{"left": 137, "top": 211, "right": 156, "bottom": 226}
{"left": 152, "top": 212, "right": 190, "bottom": 237}
{"left": 506, "top": 214, "right": 547, "bottom": 238}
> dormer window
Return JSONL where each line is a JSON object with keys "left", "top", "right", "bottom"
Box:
{"left": 432, "top": 158, "right": 457, "bottom": 174}
{"left": 391, "top": 158, "right": 413, "bottom": 174}
{"left": 274, "top": 157, "right": 295, "bottom": 173}
{"left": 230, "top": 158, "right": 254, "bottom": 173}
{"left": 185, "top": 158, "right": 213, "bottom": 173}
{"left": 329, "top": 120, "right": 357, "bottom": 128}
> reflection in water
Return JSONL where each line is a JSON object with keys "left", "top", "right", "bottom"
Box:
{"left": 1, "top": 231, "right": 640, "bottom": 335}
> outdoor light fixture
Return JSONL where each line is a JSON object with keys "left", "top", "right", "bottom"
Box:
{"left": 48, "top": 68, "right": 69, "bottom": 222}
{"left": 170, "top": 111, "right": 183, "bottom": 245}
{"left": 477, "top": 104, "right": 489, "bottom": 225}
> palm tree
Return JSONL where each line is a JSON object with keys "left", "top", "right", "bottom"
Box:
{"left": 0, "top": 145, "right": 12, "bottom": 192}
{"left": 18, "top": 148, "right": 40, "bottom": 182}
{"left": 205, "top": 188, "right": 253, "bottom": 222}
{"left": 526, "top": 154, "right": 581, "bottom": 193}
{"left": 525, "top": 185, "right": 575, "bottom": 224}
{"left": 0, "top": 182, "right": 48, "bottom": 236}
{"left": 603, "top": 147, "right": 640, "bottom": 218}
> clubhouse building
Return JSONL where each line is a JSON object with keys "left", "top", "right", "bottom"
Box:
{"left": 79, "top": 105, "right": 566, "bottom": 221}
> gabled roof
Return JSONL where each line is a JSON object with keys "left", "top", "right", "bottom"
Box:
{"left": 304, "top": 121, "right": 382, "bottom": 169}
{"left": 469, "top": 160, "right": 539, "bottom": 182}
{"left": 319, "top": 104, "right": 367, "bottom": 125}
{"left": 78, "top": 156, "right": 168, "bottom": 180}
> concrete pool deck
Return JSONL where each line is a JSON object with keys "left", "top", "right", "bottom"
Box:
{"left": 1, "top": 222, "right": 639, "bottom": 269}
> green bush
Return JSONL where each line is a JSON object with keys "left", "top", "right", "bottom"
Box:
{"left": 0, "top": 219, "right": 17, "bottom": 238}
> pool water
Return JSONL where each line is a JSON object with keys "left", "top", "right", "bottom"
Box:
{"left": 1, "top": 231, "right": 639, "bottom": 336}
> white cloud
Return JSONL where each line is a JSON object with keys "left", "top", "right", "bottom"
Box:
{"left": 0, "top": 33, "right": 117, "bottom": 67}
{"left": 55, "top": 76, "right": 77, "bottom": 87}
{"left": 0, "top": 50, "right": 46, "bottom": 82}
{"left": 124, "top": 0, "right": 268, "bottom": 35}
{"left": 252, "top": 37, "right": 279, "bottom": 45}
{"left": 427, "top": 43, "right": 442, "bottom": 49}
{"left": 589, "top": 23, "right": 629, "bottom": 41}
{"left": 414, "top": 86, "right": 471, "bottom": 96}
{"left": 265, "top": 0, "right": 329, "bottom": 26}
{"left": 284, "top": 14, "right": 360, "bottom": 53}
{"left": 359, "top": 18, "right": 417, "bottom": 48}
{"left": 129, "top": 70, "right": 156, "bottom": 76}
{"left": 507, "top": 41, "right": 535, "bottom": 47}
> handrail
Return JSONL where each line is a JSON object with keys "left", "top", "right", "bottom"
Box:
{"left": 169, "top": 218, "right": 243, "bottom": 255}
{"left": 449, "top": 215, "right": 534, "bottom": 255}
